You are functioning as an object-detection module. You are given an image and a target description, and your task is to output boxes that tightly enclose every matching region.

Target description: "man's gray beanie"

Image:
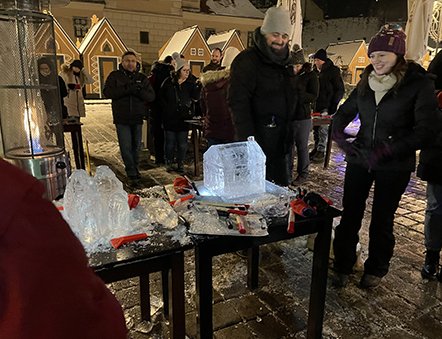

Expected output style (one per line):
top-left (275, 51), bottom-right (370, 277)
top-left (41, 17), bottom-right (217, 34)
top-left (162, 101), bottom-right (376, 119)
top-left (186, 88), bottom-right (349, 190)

top-left (260, 6), bottom-right (292, 36)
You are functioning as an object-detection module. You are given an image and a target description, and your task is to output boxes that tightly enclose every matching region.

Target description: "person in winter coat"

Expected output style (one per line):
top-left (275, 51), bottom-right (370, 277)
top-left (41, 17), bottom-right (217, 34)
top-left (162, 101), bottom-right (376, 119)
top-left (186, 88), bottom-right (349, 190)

top-left (228, 6), bottom-right (297, 186)
top-left (59, 59), bottom-right (93, 122)
top-left (159, 57), bottom-right (200, 173)
top-left (418, 125), bottom-right (442, 282)
top-left (331, 25), bottom-right (439, 289)
top-left (202, 48), bottom-right (223, 73)
top-left (103, 51), bottom-right (155, 185)
top-left (288, 45), bottom-right (319, 185)
top-left (38, 57), bottom-right (68, 146)
top-left (310, 48), bottom-right (345, 163)
top-left (0, 159), bottom-right (127, 339)
top-left (200, 47), bottom-right (240, 147)
top-left (417, 54), bottom-right (442, 281)
top-left (148, 56), bottom-right (175, 165)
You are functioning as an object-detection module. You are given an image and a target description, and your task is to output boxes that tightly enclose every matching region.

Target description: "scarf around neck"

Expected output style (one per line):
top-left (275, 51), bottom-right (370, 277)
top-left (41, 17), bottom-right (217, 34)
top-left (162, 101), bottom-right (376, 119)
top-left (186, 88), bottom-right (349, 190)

top-left (368, 71), bottom-right (397, 105)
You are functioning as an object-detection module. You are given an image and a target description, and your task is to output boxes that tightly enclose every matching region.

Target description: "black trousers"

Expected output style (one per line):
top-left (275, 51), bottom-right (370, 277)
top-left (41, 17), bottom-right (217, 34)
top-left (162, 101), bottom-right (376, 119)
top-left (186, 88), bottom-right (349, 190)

top-left (333, 163), bottom-right (411, 277)
top-left (266, 154), bottom-right (290, 186)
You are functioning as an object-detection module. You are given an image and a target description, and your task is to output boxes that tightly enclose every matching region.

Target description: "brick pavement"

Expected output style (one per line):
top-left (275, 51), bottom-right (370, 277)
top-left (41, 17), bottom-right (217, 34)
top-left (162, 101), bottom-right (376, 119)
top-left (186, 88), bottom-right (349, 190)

top-left (75, 102), bottom-right (442, 339)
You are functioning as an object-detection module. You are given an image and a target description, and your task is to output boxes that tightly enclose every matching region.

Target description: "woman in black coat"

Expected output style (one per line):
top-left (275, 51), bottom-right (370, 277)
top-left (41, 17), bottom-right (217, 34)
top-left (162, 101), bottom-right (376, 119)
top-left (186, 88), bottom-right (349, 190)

top-left (159, 58), bottom-right (200, 172)
top-left (331, 26), bottom-right (439, 289)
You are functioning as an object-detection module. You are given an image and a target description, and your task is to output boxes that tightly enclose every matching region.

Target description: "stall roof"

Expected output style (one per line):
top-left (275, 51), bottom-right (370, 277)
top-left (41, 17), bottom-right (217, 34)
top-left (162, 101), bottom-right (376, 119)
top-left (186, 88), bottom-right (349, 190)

top-left (207, 29), bottom-right (243, 51)
top-left (78, 17), bottom-right (127, 54)
top-left (159, 25), bottom-right (209, 60)
top-left (327, 40), bottom-right (366, 66)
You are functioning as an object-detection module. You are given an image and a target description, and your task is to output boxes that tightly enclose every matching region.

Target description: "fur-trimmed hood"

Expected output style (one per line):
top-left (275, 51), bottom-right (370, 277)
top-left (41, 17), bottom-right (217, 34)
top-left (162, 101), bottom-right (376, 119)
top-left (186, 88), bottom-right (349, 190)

top-left (200, 68), bottom-right (230, 87)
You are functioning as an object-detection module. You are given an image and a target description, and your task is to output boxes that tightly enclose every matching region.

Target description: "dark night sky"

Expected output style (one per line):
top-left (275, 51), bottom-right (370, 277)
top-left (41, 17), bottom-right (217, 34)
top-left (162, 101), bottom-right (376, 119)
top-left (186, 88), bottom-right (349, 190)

top-left (312, 0), bottom-right (407, 21)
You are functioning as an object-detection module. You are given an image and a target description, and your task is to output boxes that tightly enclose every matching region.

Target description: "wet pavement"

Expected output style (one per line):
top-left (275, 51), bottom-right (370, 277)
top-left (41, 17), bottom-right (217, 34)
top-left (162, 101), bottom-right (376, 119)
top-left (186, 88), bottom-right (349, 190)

top-left (75, 102), bottom-right (442, 338)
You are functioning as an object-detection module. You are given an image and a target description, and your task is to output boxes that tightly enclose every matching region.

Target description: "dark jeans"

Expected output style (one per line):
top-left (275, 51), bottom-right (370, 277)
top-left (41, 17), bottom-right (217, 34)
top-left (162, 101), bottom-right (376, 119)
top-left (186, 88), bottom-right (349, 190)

top-left (333, 163), bottom-right (411, 277)
top-left (289, 119), bottom-right (312, 180)
top-left (164, 130), bottom-right (188, 165)
top-left (312, 125), bottom-right (328, 152)
top-left (115, 123), bottom-right (142, 178)
top-left (424, 182), bottom-right (442, 251)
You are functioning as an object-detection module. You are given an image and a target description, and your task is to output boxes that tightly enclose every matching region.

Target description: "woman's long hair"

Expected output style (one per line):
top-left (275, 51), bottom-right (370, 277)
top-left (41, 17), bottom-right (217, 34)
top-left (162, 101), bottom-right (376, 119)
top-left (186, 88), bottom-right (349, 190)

top-left (358, 55), bottom-right (408, 95)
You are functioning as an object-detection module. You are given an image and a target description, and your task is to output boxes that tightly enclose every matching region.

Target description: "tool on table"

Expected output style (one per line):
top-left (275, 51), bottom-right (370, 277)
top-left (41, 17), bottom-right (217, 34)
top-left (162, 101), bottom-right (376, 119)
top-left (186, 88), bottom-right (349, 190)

top-left (127, 193), bottom-right (140, 210)
top-left (193, 200), bottom-right (249, 210)
top-left (173, 176), bottom-right (192, 194)
top-left (236, 215), bottom-right (247, 234)
top-left (110, 233), bottom-right (149, 249)
top-left (184, 175), bottom-right (200, 196)
top-left (169, 194), bottom-right (195, 207)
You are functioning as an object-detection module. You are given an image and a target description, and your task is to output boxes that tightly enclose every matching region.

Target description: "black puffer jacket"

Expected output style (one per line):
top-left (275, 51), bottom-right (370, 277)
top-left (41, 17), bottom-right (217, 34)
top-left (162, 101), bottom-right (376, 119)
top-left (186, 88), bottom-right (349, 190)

top-left (315, 58), bottom-right (344, 114)
top-left (417, 130), bottom-right (442, 184)
top-left (293, 63), bottom-right (318, 120)
top-left (333, 62), bottom-right (439, 172)
top-left (103, 65), bottom-right (155, 125)
top-left (228, 27), bottom-right (296, 157)
top-left (159, 76), bottom-right (200, 132)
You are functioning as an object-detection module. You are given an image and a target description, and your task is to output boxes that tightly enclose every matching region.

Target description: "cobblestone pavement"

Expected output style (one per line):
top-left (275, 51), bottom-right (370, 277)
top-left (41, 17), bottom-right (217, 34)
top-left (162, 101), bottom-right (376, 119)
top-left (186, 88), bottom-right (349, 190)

top-left (77, 102), bottom-right (442, 339)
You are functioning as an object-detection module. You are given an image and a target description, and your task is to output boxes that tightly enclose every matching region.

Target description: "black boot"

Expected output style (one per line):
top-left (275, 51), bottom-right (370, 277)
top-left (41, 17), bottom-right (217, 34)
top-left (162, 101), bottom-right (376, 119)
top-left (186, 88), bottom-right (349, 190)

top-left (421, 250), bottom-right (440, 279)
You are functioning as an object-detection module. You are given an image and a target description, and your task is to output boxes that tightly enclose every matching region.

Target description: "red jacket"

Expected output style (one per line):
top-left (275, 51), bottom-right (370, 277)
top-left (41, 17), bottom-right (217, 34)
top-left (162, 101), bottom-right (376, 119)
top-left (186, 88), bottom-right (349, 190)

top-left (0, 159), bottom-right (127, 339)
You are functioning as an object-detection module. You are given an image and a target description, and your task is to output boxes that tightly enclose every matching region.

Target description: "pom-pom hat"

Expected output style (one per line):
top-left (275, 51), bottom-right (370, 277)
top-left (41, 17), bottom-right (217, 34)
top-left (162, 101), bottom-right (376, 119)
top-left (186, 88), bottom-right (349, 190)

top-left (368, 25), bottom-right (406, 56)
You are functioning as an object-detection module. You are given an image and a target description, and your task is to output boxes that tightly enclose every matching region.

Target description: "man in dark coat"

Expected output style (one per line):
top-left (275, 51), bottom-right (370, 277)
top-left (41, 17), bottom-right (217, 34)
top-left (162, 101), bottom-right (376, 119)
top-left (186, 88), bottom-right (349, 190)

top-left (228, 6), bottom-right (296, 186)
top-left (148, 56), bottom-right (174, 164)
top-left (103, 51), bottom-right (155, 185)
top-left (310, 48), bottom-right (344, 163)
top-left (0, 159), bottom-right (127, 338)
top-left (202, 48), bottom-right (223, 73)
top-left (418, 53), bottom-right (442, 281)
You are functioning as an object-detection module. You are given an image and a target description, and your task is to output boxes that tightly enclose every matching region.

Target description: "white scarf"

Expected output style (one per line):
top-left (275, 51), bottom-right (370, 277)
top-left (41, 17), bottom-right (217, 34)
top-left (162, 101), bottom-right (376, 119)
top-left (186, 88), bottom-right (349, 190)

top-left (368, 71), bottom-right (397, 105)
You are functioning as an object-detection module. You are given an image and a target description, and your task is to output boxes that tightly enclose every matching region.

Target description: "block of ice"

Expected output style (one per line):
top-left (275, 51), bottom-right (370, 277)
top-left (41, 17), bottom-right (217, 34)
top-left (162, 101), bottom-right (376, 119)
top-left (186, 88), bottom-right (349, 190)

top-left (95, 166), bottom-right (130, 235)
top-left (63, 166), bottom-right (131, 251)
top-left (203, 136), bottom-right (266, 199)
top-left (63, 169), bottom-right (101, 248)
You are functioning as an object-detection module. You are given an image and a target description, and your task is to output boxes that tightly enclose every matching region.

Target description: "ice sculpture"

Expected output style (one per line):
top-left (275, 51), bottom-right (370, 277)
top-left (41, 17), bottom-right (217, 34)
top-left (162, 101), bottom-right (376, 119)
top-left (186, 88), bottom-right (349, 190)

top-left (63, 166), bottom-right (131, 250)
top-left (203, 136), bottom-right (266, 199)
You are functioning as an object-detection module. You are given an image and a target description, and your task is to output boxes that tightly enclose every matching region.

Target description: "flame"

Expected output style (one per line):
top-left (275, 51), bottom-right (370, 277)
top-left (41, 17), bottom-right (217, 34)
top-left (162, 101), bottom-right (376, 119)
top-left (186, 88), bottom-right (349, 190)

top-left (23, 107), bottom-right (43, 154)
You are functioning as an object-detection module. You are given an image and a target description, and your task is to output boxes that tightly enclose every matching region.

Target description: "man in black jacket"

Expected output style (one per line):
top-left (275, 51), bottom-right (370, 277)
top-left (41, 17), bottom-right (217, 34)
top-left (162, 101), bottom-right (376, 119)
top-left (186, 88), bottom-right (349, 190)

top-left (228, 6), bottom-right (296, 186)
top-left (103, 51), bottom-right (155, 185)
top-left (202, 48), bottom-right (223, 73)
top-left (310, 48), bottom-right (344, 163)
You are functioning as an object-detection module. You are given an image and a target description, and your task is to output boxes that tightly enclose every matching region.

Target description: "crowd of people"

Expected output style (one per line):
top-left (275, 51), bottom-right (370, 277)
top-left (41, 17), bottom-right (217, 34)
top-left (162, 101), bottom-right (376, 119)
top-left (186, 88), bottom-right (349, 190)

top-left (4, 5), bottom-right (442, 337)
top-left (102, 6), bottom-right (442, 290)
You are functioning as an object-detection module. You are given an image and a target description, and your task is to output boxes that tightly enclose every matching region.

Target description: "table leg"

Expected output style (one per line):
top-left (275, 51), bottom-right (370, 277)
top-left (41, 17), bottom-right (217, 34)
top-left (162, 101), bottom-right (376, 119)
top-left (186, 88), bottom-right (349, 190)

top-left (247, 246), bottom-right (260, 290)
top-left (324, 121), bottom-right (333, 169)
top-left (139, 275), bottom-right (151, 322)
top-left (169, 252), bottom-right (185, 339)
top-left (162, 269), bottom-right (169, 319)
top-left (195, 246), bottom-right (213, 339)
top-left (307, 216), bottom-right (333, 339)
top-left (192, 126), bottom-right (200, 177)
top-left (69, 126), bottom-right (85, 170)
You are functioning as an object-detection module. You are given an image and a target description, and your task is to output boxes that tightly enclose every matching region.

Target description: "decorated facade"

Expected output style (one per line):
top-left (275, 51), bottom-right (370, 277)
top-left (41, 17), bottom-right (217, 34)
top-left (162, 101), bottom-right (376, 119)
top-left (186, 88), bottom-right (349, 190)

top-left (159, 25), bottom-right (211, 77)
top-left (78, 15), bottom-right (128, 98)
top-left (327, 40), bottom-right (370, 84)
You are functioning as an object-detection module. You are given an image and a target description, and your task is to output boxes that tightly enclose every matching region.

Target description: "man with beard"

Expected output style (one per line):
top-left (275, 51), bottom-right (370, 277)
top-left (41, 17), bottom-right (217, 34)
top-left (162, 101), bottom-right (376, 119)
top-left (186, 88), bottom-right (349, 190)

top-left (228, 6), bottom-right (296, 186)
top-left (202, 48), bottom-right (223, 73)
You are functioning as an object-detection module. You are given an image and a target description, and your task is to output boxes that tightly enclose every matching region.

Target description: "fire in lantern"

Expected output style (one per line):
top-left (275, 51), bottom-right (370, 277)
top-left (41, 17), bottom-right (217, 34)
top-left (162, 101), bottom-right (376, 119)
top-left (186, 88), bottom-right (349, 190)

top-left (23, 106), bottom-right (44, 154)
